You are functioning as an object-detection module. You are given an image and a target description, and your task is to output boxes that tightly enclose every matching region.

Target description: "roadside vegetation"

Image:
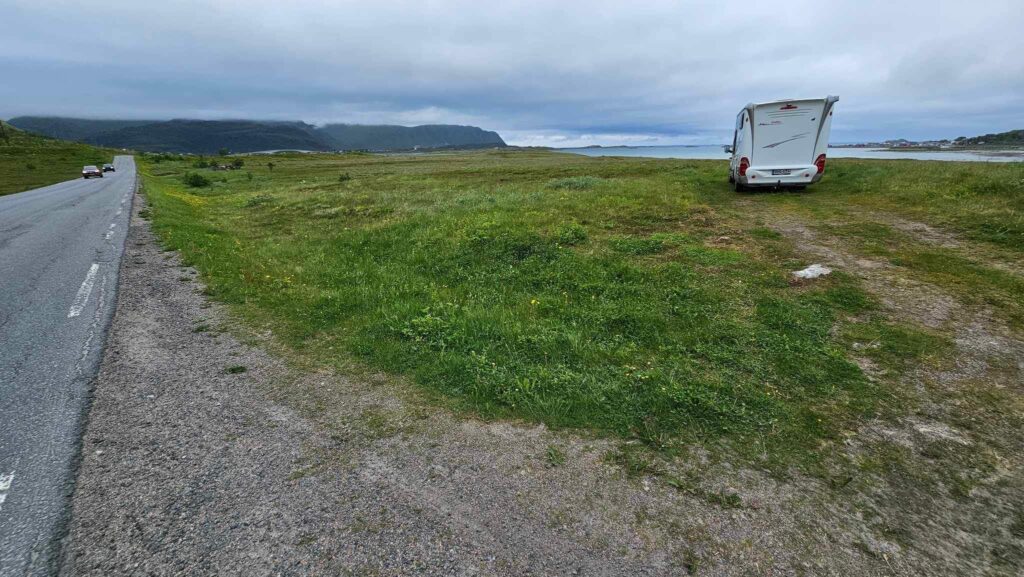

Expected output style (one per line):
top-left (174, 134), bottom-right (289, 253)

top-left (140, 150), bottom-right (1022, 465)
top-left (138, 150), bottom-right (1024, 571)
top-left (0, 121), bottom-right (117, 196)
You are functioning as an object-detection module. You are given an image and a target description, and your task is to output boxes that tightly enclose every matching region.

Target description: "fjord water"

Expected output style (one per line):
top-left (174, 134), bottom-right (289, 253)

top-left (560, 145), bottom-right (1024, 162)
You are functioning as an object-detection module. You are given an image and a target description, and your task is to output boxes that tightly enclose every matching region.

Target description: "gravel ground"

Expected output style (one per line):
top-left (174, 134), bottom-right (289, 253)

top-left (59, 192), bottom-right (961, 576)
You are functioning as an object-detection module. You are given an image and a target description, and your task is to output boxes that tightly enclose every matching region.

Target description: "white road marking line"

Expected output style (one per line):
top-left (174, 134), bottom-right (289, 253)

top-left (74, 270), bottom-right (109, 377)
top-left (0, 471), bottom-right (13, 512)
top-left (68, 264), bottom-right (100, 318)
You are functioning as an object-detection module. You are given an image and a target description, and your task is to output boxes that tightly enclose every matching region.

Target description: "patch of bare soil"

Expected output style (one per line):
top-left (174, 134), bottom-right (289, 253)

top-left (874, 215), bottom-right (962, 249)
top-left (764, 210), bottom-right (1024, 576)
top-left (773, 218), bottom-right (957, 329)
top-left (861, 211), bottom-right (1024, 278)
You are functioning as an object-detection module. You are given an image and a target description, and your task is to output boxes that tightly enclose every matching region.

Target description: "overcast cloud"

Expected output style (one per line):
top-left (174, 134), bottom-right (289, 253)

top-left (2, 0), bottom-right (1022, 145)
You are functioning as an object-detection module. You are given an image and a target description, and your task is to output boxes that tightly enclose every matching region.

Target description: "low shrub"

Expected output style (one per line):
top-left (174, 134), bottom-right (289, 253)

top-left (245, 194), bottom-right (274, 207)
top-left (182, 172), bottom-right (212, 188)
top-left (555, 222), bottom-right (589, 245)
top-left (546, 176), bottom-right (604, 190)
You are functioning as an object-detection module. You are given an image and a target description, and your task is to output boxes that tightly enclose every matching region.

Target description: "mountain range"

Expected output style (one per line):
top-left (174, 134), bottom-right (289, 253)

top-left (6, 116), bottom-right (506, 154)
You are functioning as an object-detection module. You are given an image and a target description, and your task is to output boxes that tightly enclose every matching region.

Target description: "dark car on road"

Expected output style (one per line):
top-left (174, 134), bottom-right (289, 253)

top-left (82, 165), bottom-right (103, 179)
top-left (102, 163), bottom-right (115, 172)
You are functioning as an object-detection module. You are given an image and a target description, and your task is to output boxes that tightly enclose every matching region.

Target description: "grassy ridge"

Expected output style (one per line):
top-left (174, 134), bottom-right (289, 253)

top-left (0, 122), bottom-right (117, 196)
top-left (140, 150), bottom-right (1023, 465)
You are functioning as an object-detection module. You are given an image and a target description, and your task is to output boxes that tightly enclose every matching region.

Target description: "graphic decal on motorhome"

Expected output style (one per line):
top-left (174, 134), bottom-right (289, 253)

top-left (762, 133), bottom-right (810, 148)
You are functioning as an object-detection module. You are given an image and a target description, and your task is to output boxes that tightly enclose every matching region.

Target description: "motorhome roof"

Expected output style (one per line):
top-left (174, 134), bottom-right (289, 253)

top-left (744, 96), bottom-right (839, 110)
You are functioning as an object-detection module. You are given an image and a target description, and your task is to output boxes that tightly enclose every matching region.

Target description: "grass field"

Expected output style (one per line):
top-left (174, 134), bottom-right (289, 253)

top-left (140, 150), bottom-right (1024, 475)
top-left (0, 121), bottom-right (117, 196)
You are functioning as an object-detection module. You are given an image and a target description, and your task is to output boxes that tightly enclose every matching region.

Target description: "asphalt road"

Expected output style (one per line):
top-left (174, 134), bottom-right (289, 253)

top-left (0, 157), bottom-right (135, 576)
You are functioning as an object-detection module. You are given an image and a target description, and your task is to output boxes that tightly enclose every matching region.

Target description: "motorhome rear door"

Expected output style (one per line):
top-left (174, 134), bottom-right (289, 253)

top-left (751, 99), bottom-right (827, 167)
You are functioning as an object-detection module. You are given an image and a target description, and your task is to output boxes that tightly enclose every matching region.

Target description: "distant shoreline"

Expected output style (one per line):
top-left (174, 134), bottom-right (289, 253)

top-left (556, 144), bottom-right (1024, 162)
top-left (555, 143), bottom-right (1024, 152)
top-left (831, 144), bottom-right (1024, 153)
top-left (553, 144), bottom-right (725, 150)
top-left (555, 143), bottom-right (1024, 159)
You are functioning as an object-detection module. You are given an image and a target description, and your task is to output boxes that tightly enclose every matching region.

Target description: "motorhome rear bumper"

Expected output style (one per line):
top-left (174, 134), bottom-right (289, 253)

top-left (740, 166), bottom-right (820, 187)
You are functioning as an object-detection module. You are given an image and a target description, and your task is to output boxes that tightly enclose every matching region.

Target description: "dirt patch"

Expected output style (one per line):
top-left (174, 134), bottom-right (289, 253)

top-left (772, 216), bottom-right (955, 329)
top-left (880, 215), bottom-right (962, 249)
top-left (876, 276), bottom-right (958, 330)
top-left (766, 211), bottom-right (1024, 391)
top-left (863, 210), bottom-right (1024, 278)
top-left (765, 209), bottom-right (1024, 576)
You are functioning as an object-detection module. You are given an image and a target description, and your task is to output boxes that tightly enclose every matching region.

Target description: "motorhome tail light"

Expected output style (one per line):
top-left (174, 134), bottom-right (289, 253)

top-left (780, 104), bottom-right (798, 110)
top-left (739, 157), bottom-right (750, 177)
top-left (815, 154), bottom-right (827, 174)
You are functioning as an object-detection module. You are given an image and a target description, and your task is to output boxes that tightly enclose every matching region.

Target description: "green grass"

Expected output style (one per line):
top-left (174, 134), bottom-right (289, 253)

top-left (544, 445), bottom-right (567, 467)
top-left (794, 159), bottom-right (1024, 250)
top-left (139, 150), bottom-right (1024, 468)
top-left (840, 320), bottom-right (951, 373)
top-left (0, 121), bottom-right (118, 196)
top-left (819, 220), bottom-right (1024, 328)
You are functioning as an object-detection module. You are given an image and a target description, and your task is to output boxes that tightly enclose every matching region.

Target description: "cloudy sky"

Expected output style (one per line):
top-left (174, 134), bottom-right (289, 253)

top-left (2, 0), bottom-right (1022, 146)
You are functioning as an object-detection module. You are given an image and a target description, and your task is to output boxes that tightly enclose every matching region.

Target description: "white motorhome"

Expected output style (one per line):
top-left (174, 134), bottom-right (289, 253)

top-left (726, 96), bottom-right (838, 191)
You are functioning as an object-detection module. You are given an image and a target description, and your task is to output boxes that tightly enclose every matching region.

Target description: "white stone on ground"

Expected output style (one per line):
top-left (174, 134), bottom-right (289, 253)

top-left (792, 264), bottom-right (832, 279)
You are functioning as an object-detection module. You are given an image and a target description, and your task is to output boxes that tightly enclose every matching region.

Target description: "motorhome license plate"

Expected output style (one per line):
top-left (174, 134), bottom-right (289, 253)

top-left (771, 169), bottom-right (791, 175)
